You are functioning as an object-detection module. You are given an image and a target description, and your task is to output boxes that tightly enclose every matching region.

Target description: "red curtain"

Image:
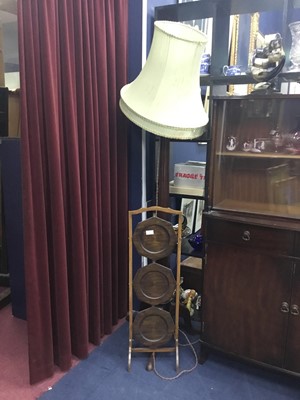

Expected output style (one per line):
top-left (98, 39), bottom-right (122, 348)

top-left (18, 0), bottom-right (128, 384)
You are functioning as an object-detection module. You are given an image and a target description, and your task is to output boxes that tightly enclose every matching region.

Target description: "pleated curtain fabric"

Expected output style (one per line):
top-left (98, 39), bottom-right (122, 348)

top-left (18, 0), bottom-right (128, 384)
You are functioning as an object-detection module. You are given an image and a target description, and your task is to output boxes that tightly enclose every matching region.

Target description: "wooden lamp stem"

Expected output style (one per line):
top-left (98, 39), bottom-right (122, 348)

top-left (158, 137), bottom-right (170, 208)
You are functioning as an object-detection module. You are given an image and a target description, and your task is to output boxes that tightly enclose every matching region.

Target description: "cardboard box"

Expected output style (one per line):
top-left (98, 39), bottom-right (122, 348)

top-left (174, 161), bottom-right (206, 189)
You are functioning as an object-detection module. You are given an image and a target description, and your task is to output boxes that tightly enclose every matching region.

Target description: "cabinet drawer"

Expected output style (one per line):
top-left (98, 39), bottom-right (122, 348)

top-left (206, 218), bottom-right (293, 255)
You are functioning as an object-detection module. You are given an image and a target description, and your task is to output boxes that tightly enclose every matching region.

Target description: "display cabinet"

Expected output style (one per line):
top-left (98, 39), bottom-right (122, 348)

top-left (209, 94), bottom-right (300, 218)
top-left (155, 2), bottom-right (300, 376)
top-left (202, 94), bottom-right (300, 376)
top-left (155, 0), bottom-right (300, 90)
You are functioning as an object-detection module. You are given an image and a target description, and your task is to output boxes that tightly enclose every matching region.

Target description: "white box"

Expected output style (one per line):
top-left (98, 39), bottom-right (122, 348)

top-left (174, 161), bottom-right (206, 189)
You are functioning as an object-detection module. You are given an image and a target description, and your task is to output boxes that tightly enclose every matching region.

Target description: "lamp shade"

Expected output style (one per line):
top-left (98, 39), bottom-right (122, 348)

top-left (120, 21), bottom-right (208, 140)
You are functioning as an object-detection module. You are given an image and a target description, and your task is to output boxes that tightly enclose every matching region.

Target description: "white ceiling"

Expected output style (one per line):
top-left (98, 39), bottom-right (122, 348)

top-left (0, 0), bottom-right (17, 18)
top-left (0, 9), bottom-right (17, 24)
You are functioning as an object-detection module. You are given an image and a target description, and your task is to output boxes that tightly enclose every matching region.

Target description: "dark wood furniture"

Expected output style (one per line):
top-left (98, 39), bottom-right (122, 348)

top-left (203, 212), bottom-right (300, 375)
top-left (128, 206), bottom-right (183, 372)
top-left (0, 87), bottom-right (8, 137)
top-left (202, 95), bottom-right (300, 376)
top-left (155, 0), bottom-right (300, 377)
top-left (155, 0), bottom-right (300, 92)
top-left (180, 256), bottom-right (202, 295)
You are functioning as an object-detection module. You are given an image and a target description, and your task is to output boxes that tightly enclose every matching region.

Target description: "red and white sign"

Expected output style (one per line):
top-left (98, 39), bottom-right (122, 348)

top-left (174, 162), bottom-right (206, 189)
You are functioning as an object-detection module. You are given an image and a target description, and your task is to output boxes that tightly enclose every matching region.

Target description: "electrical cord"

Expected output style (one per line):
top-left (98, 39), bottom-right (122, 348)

top-left (152, 329), bottom-right (200, 380)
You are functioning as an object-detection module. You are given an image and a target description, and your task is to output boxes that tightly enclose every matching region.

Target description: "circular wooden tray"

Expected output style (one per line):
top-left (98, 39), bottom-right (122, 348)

top-left (133, 307), bottom-right (175, 348)
top-left (133, 263), bottom-right (176, 305)
top-left (132, 216), bottom-right (177, 260)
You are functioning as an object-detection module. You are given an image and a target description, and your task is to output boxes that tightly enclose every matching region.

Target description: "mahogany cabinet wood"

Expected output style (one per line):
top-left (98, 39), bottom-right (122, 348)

top-left (285, 260), bottom-right (300, 373)
top-left (202, 212), bottom-right (300, 375)
top-left (201, 95), bottom-right (300, 376)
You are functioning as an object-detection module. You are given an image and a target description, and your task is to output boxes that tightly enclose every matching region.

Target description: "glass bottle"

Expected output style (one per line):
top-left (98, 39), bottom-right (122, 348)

top-left (269, 127), bottom-right (284, 153)
top-left (289, 116), bottom-right (300, 154)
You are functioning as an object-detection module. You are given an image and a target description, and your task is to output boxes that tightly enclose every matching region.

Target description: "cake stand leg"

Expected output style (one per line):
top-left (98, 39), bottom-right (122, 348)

top-left (146, 352), bottom-right (154, 371)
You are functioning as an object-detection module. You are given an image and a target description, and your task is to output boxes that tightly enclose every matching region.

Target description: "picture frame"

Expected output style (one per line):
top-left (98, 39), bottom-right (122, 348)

top-left (181, 198), bottom-right (196, 232)
top-left (195, 199), bottom-right (205, 232)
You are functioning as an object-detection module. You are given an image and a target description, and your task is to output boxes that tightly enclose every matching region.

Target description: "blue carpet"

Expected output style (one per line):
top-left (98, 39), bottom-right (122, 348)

top-left (39, 322), bottom-right (300, 400)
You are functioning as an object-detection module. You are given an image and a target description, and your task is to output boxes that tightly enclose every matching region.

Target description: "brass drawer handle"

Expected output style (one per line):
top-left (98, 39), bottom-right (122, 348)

top-left (242, 230), bottom-right (251, 241)
top-left (280, 302), bottom-right (290, 313)
top-left (290, 304), bottom-right (299, 316)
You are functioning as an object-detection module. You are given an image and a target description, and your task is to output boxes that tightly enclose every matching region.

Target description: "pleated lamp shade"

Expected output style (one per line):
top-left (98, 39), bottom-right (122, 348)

top-left (120, 21), bottom-right (208, 140)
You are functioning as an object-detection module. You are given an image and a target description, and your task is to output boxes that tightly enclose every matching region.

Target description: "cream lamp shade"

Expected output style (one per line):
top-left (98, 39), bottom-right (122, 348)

top-left (120, 20), bottom-right (208, 140)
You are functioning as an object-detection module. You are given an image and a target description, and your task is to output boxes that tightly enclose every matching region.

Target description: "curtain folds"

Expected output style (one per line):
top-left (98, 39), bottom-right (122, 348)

top-left (18, 0), bottom-right (128, 384)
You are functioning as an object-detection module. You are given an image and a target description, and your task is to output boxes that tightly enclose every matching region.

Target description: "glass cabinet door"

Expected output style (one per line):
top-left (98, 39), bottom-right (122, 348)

top-left (210, 95), bottom-right (300, 218)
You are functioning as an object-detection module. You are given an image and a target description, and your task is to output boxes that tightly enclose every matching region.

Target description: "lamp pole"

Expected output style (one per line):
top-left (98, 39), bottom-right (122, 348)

top-left (157, 137), bottom-right (170, 208)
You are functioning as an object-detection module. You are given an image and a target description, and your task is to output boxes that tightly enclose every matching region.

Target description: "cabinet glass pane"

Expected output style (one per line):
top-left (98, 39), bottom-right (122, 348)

top-left (212, 96), bottom-right (300, 218)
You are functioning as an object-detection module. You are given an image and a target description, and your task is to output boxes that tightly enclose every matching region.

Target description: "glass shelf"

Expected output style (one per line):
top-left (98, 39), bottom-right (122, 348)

top-left (200, 71), bottom-right (300, 87)
top-left (217, 151), bottom-right (300, 159)
top-left (214, 199), bottom-right (300, 219)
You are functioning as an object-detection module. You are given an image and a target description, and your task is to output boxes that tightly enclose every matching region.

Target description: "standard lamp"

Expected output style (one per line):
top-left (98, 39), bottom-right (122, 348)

top-left (120, 20), bottom-right (208, 207)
